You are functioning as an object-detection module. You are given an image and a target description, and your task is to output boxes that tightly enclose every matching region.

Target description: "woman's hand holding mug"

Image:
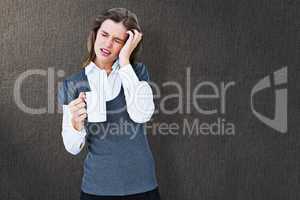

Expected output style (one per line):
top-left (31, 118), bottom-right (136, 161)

top-left (68, 92), bottom-right (87, 131)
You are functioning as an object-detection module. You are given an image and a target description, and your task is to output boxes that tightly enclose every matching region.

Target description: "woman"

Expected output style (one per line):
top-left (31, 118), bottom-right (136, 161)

top-left (58, 7), bottom-right (161, 200)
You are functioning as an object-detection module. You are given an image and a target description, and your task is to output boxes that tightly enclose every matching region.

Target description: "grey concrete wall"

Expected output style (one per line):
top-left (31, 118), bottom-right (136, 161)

top-left (0, 0), bottom-right (298, 199)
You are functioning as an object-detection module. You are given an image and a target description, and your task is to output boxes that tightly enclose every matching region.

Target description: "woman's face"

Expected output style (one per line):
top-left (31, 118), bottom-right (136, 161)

top-left (94, 19), bottom-right (128, 65)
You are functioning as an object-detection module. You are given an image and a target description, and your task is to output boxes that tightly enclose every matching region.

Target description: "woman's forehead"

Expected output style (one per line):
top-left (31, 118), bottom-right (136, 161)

top-left (99, 19), bottom-right (127, 39)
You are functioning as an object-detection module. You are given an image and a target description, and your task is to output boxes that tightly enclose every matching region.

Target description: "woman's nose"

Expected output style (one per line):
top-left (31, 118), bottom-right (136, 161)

top-left (105, 38), bottom-right (113, 48)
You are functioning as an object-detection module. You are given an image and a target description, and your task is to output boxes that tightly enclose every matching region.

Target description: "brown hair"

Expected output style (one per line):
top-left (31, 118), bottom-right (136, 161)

top-left (81, 7), bottom-right (143, 68)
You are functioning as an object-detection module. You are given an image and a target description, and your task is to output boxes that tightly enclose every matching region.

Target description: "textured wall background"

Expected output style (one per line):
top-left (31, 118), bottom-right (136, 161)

top-left (0, 0), bottom-right (299, 199)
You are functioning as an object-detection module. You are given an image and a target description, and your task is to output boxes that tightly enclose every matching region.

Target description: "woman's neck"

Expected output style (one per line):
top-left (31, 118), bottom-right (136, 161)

top-left (94, 58), bottom-right (113, 74)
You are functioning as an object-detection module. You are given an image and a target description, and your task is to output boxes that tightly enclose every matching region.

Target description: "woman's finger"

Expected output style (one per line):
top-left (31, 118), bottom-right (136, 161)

top-left (69, 102), bottom-right (86, 113)
top-left (79, 92), bottom-right (86, 101)
top-left (69, 92), bottom-right (86, 107)
top-left (78, 113), bottom-right (87, 121)
top-left (77, 108), bottom-right (87, 115)
top-left (73, 112), bottom-right (86, 122)
top-left (76, 102), bottom-right (86, 109)
top-left (126, 30), bottom-right (134, 43)
top-left (69, 98), bottom-right (82, 107)
top-left (132, 29), bottom-right (142, 45)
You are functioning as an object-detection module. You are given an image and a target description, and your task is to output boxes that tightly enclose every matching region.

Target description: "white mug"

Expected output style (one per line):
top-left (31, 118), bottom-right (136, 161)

top-left (85, 91), bottom-right (106, 122)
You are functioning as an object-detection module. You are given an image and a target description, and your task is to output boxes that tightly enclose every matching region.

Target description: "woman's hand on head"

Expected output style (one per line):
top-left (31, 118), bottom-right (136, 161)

top-left (119, 29), bottom-right (142, 67)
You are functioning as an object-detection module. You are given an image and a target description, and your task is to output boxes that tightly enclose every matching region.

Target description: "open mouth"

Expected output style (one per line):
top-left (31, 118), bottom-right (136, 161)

top-left (100, 48), bottom-right (111, 56)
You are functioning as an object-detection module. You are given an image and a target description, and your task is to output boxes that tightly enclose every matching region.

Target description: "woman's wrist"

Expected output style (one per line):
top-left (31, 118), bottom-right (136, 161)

top-left (119, 57), bottom-right (130, 67)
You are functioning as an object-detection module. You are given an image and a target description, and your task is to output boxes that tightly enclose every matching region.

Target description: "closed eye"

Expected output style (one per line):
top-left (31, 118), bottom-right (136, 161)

top-left (114, 39), bottom-right (123, 44)
top-left (99, 30), bottom-right (124, 44)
